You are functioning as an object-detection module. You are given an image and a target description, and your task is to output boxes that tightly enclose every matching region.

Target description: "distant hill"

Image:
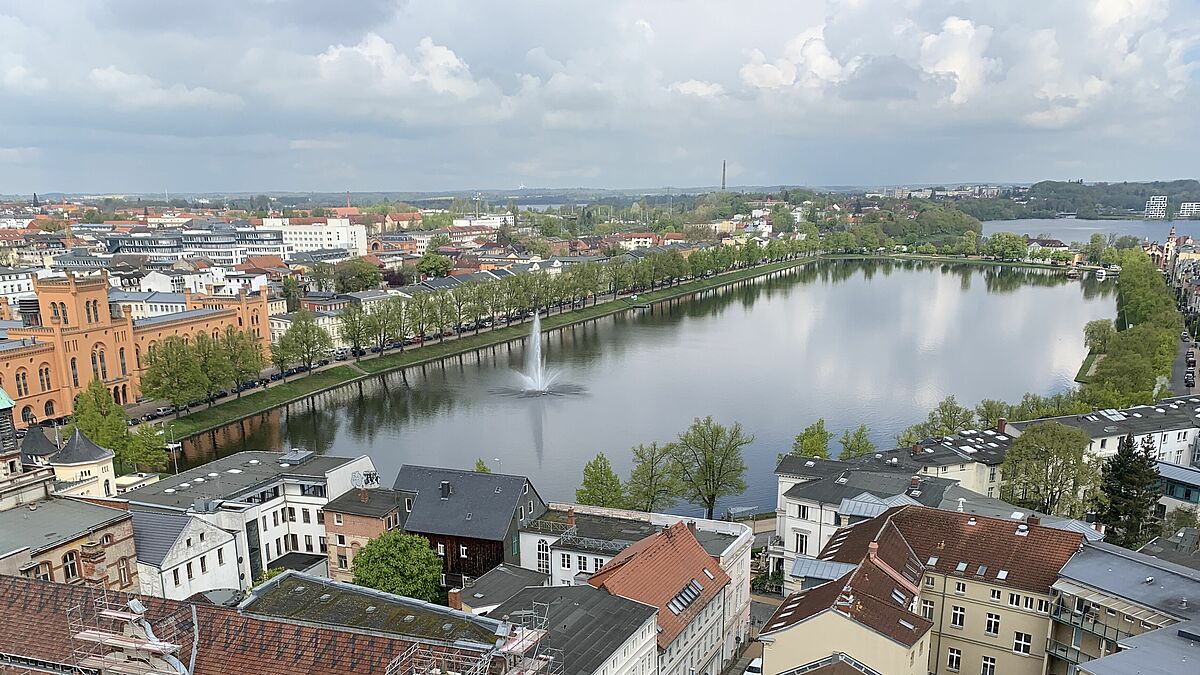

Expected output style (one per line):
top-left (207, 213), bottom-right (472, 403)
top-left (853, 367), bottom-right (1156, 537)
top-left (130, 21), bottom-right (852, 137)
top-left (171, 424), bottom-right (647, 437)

top-left (955, 179), bottom-right (1200, 220)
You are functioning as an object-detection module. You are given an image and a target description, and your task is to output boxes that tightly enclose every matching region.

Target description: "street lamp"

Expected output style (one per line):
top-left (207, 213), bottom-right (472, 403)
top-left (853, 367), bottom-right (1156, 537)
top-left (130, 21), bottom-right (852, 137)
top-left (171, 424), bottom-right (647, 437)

top-left (493, 457), bottom-right (503, 474)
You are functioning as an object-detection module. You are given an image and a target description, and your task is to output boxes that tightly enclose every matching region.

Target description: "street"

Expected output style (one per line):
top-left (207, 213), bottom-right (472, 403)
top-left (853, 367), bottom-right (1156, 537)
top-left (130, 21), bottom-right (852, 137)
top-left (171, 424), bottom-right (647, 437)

top-left (1168, 337), bottom-right (1196, 396)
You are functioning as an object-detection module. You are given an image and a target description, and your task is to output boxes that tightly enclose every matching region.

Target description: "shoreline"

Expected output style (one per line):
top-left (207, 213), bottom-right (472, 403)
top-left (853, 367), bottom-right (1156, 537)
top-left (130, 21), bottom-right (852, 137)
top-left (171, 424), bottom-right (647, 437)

top-left (171, 253), bottom-right (1087, 441)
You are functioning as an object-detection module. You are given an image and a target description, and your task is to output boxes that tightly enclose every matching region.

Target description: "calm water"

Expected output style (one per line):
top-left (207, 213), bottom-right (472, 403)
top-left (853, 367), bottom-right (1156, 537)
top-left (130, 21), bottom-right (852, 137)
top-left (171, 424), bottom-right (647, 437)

top-left (983, 218), bottom-right (1200, 244)
top-left (182, 260), bottom-right (1116, 516)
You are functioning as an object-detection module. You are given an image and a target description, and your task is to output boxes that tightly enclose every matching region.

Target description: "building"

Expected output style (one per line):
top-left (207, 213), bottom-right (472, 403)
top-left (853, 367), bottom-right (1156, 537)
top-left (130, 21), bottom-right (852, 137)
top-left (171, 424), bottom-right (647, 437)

top-left (765, 505), bottom-right (1084, 675)
top-left (516, 503), bottom-right (753, 668)
top-left (393, 466), bottom-right (548, 586)
top-left (1076, 619), bottom-right (1200, 674)
top-left (587, 521), bottom-right (730, 675)
top-left (261, 217), bottom-right (368, 257)
top-left (490, 584), bottom-right (658, 675)
top-left (1007, 400), bottom-right (1200, 466)
top-left (1139, 526), bottom-right (1200, 569)
top-left (43, 428), bottom-right (117, 497)
top-left (1046, 540), bottom-right (1200, 673)
top-left (270, 309), bottom-right (343, 348)
top-left (0, 272), bottom-right (270, 427)
top-left (124, 449), bottom-right (375, 590)
top-left (846, 426), bottom-right (1012, 496)
top-left (0, 497), bottom-right (138, 591)
top-left (131, 510), bottom-right (240, 600)
top-left (451, 563), bottom-right (549, 615)
top-left (1156, 461), bottom-right (1200, 519)
top-left (1145, 195), bottom-right (1168, 219)
top-left (1180, 202), bottom-right (1200, 218)
top-left (322, 485), bottom-right (407, 582)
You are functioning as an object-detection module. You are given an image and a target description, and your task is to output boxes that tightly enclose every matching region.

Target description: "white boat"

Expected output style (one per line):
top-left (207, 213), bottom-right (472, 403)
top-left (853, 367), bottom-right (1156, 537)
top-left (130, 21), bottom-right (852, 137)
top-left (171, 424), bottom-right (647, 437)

top-left (1094, 269), bottom-right (1107, 280)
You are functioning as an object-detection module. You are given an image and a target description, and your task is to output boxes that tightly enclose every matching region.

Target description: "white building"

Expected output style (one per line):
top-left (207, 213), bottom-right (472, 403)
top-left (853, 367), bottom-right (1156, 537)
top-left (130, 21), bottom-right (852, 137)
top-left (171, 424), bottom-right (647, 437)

top-left (125, 450), bottom-right (374, 591)
top-left (1180, 202), bottom-right (1200, 218)
top-left (270, 310), bottom-right (345, 349)
top-left (132, 511), bottom-right (240, 600)
top-left (0, 267), bottom-right (41, 307)
top-left (1146, 195), bottom-right (1168, 219)
top-left (107, 290), bottom-right (187, 320)
top-left (141, 268), bottom-right (227, 294)
top-left (261, 218), bottom-right (367, 257)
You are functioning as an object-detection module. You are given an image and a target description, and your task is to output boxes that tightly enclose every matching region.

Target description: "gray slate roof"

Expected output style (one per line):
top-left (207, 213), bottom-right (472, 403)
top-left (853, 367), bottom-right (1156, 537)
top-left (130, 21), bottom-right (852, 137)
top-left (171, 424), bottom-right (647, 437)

top-left (461, 564), bottom-right (548, 608)
top-left (130, 511), bottom-right (191, 567)
top-left (393, 465), bottom-right (537, 541)
top-left (1058, 541), bottom-right (1200, 621)
top-left (1139, 528), bottom-right (1200, 571)
top-left (0, 499), bottom-right (129, 555)
top-left (132, 307), bottom-right (226, 328)
top-left (775, 455), bottom-right (853, 478)
top-left (490, 585), bottom-right (656, 675)
top-left (783, 469), bottom-right (954, 508)
top-left (324, 487), bottom-right (412, 521)
top-left (51, 429), bottom-right (113, 465)
top-left (19, 427), bottom-right (61, 462)
top-left (1076, 619), bottom-right (1200, 675)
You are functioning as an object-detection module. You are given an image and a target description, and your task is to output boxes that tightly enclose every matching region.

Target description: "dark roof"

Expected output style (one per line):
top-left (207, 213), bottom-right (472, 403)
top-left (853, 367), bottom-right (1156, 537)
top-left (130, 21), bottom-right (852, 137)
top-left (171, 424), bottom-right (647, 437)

top-left (268, 551), bottom-right (328, 572)
top-left (783, 469), bottom-right (954, 508)
top-left (50, 428), bottom-right (113, 465)
top-left (19, 426), bottom-right (61, 461)
top-left (845, 429), bottom-right (1012, 470)
top-left (1139, 528), bottom-right (1200, 571)
top-left (1008, 400), bottom-right (1200, 439)
top-left (522, 508), bottom-right (660, 554)
top-left (0, 575), bottom-right (416, 675)
top-left (1075, 618), bottom-right (1200, 675)
top-left (1059, 541), bottom-right (1200, 620)
top-left (132, 307), bottom-right (227, 328)
top-left (241, 571), bottom-right (506, 649)
top-left (460, 564), bottom-right (548, 609)
top-left (0, 498), bottom-right (129, 556)
top-left (325, 487), bottom-right (412, 521)
top-left (491, 585), bottom-right (656, 675)
top-left (775, 455), bottom-right (852, 478)
top-left (394, 466), bottom-right (540, 541)
top-left (131, 511), bottom-right (192, 567)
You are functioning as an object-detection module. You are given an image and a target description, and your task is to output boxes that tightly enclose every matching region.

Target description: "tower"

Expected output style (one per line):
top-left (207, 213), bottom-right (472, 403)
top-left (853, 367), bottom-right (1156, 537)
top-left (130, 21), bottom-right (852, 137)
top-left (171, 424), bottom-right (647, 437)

top-left (721, 160), bottom-right (726, 191)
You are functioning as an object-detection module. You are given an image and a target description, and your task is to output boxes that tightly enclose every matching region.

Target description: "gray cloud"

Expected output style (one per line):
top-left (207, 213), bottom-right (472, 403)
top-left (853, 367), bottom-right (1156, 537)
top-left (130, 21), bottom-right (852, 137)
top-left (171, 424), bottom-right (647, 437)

top-left (0, 0), bottom-right (1198, 193)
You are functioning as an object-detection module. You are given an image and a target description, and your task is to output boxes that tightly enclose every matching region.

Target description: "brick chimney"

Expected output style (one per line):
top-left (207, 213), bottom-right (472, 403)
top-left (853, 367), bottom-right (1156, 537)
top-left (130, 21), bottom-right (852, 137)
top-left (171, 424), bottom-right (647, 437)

top-left (566, 507), bottom-right (576, 528)
top-left (359, 488), bottom-right (369, 503)
top-left (909, 476), bottom-right (920, 490)
top-left (911, 442), bottom-right (922, 457)
top-left (1026, 514), bottom-right (1040, 526)
top-left (996, 418), bottom-right (1007, 434)
top-left (447, 588), bottom-right (462, 611)
top-left (686, 520), bottom-right (697, 534)
top-left (80, 541), bottom-right (108, 588)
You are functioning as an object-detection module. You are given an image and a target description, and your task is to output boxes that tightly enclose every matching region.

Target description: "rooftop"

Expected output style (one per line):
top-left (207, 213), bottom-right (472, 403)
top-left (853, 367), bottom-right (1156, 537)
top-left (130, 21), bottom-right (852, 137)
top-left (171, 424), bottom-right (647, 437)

top-left (51, 428), bottom-right (114, 465)
top-left (1077, 620), bottom-right (1200, 675)
top-left (460, 564), bottom-right (549, 610)
top-left (1056, 540), bottom-right (1200, 621)
top-left (125, 450), bottom-right (361, 511)
top-left (1009, 400), bottom-right (1200, 439)
top-left (324, 487), bottom-right (411, 520)
top-left (523, 508), bottom-right (660, 555)
top-left (130, 511), bottom-right (193, 567)
top-left (1158, 460), bottom-right (1200, 487)
top-left (775, 455), bottom-right (853, 479)
top-left (490, 585), bottom-right (656, 675)
top-left (0, 498), bottom-right (129, 555)
top-left (132, 307), bottom-right (228, 328)
top-left (846, 428), bottom-right (1012, 470)
top-left (1138, 527), bottom-right (1200, 570)
top-left (241, 571), bottom-right (506, 649)
top-left (783, 469), bottom-right (955, 508)
top-left (393, 465), bottom-right (541, 541)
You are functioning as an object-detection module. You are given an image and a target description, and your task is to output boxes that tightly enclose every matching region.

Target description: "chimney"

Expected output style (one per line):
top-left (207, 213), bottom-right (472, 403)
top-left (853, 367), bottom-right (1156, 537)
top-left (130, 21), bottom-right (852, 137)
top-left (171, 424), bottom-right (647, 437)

top-left (910, 476), bottom-right (920, 490)
top-left (80, 540), bottom-right (108, 588)
top-left (566, 508), bottom-right (576, 528)
top-left (687, 520), bottom-right (696, 534)
top-left (996, 417), bottom-right (1007, 434)
top-left (867, 541), bottom-right (879, 560)
top-left (1026, 514), bottom-right (1040, 526)
top-left (911, 442), bottom-right (922, 457)
top-left (359, 488), bottom-right (369, 503)
top-left (447, 588), bottom-right (462, 611)
top-left (440, 481), bottom-right (452, 500)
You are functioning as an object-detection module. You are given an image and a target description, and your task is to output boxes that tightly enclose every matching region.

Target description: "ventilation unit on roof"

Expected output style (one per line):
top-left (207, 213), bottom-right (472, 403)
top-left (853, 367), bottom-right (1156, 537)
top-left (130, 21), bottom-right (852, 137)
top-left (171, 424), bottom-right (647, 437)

top-left (278, 448), bottom-right (314, 465)
top-left (804, 460), bottom-right (815, 467)
top-left (1016, 524), bottom-right (1029, 536)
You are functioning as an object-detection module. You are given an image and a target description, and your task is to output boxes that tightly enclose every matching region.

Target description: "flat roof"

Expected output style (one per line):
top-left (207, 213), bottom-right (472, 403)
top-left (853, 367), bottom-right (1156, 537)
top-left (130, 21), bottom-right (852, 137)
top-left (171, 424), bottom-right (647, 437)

top-left (323, 487), bottom-right (411, 520)
top-left (126, 450), bottom-right (361, 511)
top-left (1078, 620), bottom-right (1200, 674)
top-left (1058, 541), bottom-right (1200, 620)
top-left (523, 508), bottom-right (659, 555)
top-left (459, 564), bottom-right (547, 609)
top-left (0, 498), bottom-right (129, 555)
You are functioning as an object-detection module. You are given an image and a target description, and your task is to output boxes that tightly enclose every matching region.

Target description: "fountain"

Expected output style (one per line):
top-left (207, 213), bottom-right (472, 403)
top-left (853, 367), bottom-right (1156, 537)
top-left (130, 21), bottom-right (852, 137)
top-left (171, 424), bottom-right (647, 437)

top-left (517, 312), bottom-right (559, 393)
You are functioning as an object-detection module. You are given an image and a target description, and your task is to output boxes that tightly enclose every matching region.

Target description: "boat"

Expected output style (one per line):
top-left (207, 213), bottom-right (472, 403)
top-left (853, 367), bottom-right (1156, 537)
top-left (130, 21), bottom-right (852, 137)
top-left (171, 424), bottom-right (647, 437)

top-left (1066, 268), bottom-right (1081, 279)
top-left (1108, 265), bottom-right (1121, 277)
top-left (1094, 268), bottom-right (1107, 281)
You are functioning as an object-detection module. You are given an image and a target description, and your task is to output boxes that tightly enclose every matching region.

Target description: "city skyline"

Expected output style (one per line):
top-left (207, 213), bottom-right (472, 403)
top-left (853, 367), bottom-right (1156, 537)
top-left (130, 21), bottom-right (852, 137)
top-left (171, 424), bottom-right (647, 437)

top-left (1, 1), bottom-right (1199, 193)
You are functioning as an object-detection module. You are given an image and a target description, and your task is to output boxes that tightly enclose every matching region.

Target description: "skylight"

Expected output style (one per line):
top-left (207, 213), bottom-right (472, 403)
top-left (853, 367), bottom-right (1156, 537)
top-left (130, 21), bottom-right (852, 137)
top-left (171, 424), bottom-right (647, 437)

top-left (927, 556), bottom-right (939, 566)
top-left (996, 570), bottom-right (1009, 580)
top-left (955, 562), bottom-right (968, 572)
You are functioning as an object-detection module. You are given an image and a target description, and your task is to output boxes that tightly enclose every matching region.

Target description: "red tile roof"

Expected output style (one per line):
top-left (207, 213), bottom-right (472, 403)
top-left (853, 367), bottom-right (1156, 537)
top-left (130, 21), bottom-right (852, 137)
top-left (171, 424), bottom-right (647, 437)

top-left (0, 576), bottom-right (427, 674)
top-left (588, 521), bottom-right (730, 649)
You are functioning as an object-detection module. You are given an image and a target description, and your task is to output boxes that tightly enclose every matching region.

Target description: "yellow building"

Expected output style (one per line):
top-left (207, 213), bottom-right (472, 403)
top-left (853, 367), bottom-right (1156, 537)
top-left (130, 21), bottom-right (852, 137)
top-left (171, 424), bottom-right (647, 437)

top-left (0, 272), bottom-right (269, 427)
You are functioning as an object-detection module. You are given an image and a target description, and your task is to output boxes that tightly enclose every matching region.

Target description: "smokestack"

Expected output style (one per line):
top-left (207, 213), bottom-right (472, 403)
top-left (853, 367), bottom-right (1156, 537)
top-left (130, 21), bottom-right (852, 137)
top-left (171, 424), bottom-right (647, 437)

top-left (1026, 514), bottom-right (1040, 526)
top-left (447, 588), bottom-right (462, 611)
top-left (911, 442), bottom-right (922, 457)
top-left (566, 508), bottom-right (576, 528)
top-left (440, 480), bottom-right (451, 500)
top-left (721, 160), bottom-right (726, 191)
top-left (909, 476), bottom-right (920, 490)
top-left (996, 418), bottom-right (1007, 434)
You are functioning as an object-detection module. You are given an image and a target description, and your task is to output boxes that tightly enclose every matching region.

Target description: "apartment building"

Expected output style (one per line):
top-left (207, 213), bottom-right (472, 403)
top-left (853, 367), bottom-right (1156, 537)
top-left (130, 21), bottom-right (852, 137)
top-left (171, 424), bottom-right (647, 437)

top-left (1155, 460), bottom-right (1200, 520)
top-left (764, 505), bottom-right (1085, 675)
top-left (1180, 202), bottom-right (1200, 218)
top-left (1008, 399), bottom-right (1200, 466)
top-left (588, 522), bottom-right (730, 675)
top-left (848, 426), bottom-right (1012, 496)
top-left (261, 217), bottom-right (367, 257)
top-left (125, 450), bottom-right (375, 589)
top-left (1145, 195), bottom-right (1168, 219)
top-left (321, 485), bottom-right (407, 582)
top-left (132, 510), bottom-right (240, 600)
top-left (0, 497), bottom-right (138, 591)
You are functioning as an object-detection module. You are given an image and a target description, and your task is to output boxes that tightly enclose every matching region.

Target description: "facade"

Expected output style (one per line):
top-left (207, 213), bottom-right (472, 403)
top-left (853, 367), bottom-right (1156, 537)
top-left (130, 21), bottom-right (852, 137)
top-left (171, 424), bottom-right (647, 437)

top-left (393, 466), bottom-right (548, 586)
top-left (1180, 202), bottom-right (1200, 218)
top-left (1156, 460), bottom-right (1200, 518)
top-left (132, 510), bottom-right (241, 600)
top-left (270, 309), bottom-right (343, 348)
top-left (261, 217), bottom-right (368, 257)
top-left (587, 522), bottom-right (730, 675)
top-left (1007, 399), bottom-right (1200, 466)
top-left (0, 272), bottom-right (270, 427)
top-left (125, 450), bottom-right (375, 591)
top-left (0, 497), bottom-right (138, 591)
top-left (322, 486), bottom-right (407, 582)
top-left (45, 428), bottom-right (117, 497)
top-left (1145, 195), bottom-right (1168, 219)
top-left (106, 290), bottom-right (186, 319)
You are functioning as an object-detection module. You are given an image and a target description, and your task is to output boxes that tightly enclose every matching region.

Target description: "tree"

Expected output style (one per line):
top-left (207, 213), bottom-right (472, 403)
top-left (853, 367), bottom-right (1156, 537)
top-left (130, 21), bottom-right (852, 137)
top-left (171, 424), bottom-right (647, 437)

top-left (983, 232), bottom-right (1028, 260)
top-left (140, 336), bottom-right (205, 417)
top-left (308, 262), bottom-right (335, 292)
top-left (974, 399), bottom-right (1010, 428)
top-left (791, 419), bottom-right (833, 459)
top-left (668, 416), bottom-right (751, 519)
top-left (125, 423), bottom-right (170, 472)
top-left (576, 452), bottom-right (625, 507)
top-left (474, 457), bottom-right (492, 473)
top-left (337, 304), bottom-right (371, 359)
top-left (624, 442), bottom-right (680, 512)
top-left (1161, 505), bottom-right (1199, 536)
top-left (417, 253), bottom-right (452, 278)
top-left (270, 338), bottom-right (293, 381)
top-left (351, 532), bottom-right (442, 602)
top-left (249, 567), bottom-right (285, 592)
top-left (1000, 422), bottom-right (1100, 518)
top-left (1097, 434), bottom-right (1162, 548)
top-left (223, 328), bottom-right (266, 396)
top-left (279, 310), bottom-right (333, 371)
top-left (281, 276), bottom-right (303, 312)
top-left (899, 395), bottom-right (977, 445)
top-left (68, 378), bottom-right (165, 472)
top-left (334, 257), bottom-right (384, 293)
top-left (1084, 319), bottom-right (1115, 353)
top-left (839, 425), bottom-right (876, 459)
top-left (366, 297), bottom-right (406, 353)
top-left (426, 233), bottom-right (451, 252)
top-left (193, 331), bottom-right (232, 406)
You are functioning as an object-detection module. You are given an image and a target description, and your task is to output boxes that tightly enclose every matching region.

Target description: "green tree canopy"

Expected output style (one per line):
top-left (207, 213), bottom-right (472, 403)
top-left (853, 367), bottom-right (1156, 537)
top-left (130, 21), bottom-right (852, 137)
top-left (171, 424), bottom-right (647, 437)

top-left (337, 304), bottom-right (371, 358)
top-left (417, 253), bottom-right (452, 278)
top-left (576, 452), bottom-right (625, 507)
top-left (1097, 434), bottom-right (1162, 548)
top-left (839, 425), bottom-right (876, 459)
top-left (791, 419), bottom-right (833, 459)
top-left (351, 531), bottom-right (443, 602)
top-left (69, 378), bottom-right (166, 472)
top-left (334, 257), bottom-right (384, 293)
top-left (474, 458), bottom-right (492, 473)
top-left (1000, 422), bottom-right (1100, 518)
top-left (668, 416), bottom-right (751, 519)
top-left (624, 442), bottom-right (680, 512)
top-left (1084, 319), bottom-right (1115, 353)
top-left (279, 310), bottom-right (333, 370)
top-left (140, 336), bottom-right (205, 416)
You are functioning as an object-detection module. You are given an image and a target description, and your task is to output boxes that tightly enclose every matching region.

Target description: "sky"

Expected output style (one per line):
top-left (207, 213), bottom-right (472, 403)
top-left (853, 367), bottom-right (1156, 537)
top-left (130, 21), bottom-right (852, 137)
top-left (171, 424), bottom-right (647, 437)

top-left (2, 0), bottom-right (1199, 194)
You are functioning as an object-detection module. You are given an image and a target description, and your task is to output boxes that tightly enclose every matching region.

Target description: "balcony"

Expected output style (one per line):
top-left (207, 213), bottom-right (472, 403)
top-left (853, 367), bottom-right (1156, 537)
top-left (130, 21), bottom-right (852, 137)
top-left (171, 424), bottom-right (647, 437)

top-left (1045, 639), bottom-right (1090, 666)
top-left (1051, 605), bottom-right (1131, 643)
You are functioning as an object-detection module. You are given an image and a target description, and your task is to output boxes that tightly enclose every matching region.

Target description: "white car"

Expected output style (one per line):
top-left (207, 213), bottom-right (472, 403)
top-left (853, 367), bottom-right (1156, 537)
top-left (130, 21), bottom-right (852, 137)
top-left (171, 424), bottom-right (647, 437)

top-left (744, 658), bottom-right (762, 675)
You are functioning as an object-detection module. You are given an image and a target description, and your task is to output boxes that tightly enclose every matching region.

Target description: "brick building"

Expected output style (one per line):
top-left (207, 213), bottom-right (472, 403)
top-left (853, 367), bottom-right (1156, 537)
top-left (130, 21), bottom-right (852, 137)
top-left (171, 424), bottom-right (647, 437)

top-left (0, 497), bottom-right (138, 591)
top-left (322, 486), bottom-right (408, 582)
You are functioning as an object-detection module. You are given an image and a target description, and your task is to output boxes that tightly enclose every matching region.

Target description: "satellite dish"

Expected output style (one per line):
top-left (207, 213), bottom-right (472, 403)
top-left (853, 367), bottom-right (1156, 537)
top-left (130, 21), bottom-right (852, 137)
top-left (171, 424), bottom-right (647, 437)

top-left (351, 470), bottom-right (380, 490)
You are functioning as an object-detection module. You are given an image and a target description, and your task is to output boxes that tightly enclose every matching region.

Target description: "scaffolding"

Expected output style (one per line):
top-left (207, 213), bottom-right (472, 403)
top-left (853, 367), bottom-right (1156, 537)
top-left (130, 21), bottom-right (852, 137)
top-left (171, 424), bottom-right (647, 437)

top-left (383, 643), bottom-right (493, 675)
top-left (65, 588), bottom-right (193, 675)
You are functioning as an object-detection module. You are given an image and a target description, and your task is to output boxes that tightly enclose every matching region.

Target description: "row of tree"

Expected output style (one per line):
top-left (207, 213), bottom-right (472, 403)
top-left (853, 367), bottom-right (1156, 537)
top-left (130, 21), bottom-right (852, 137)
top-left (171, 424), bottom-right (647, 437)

top-left (140, 328), bottom-right (267, 414)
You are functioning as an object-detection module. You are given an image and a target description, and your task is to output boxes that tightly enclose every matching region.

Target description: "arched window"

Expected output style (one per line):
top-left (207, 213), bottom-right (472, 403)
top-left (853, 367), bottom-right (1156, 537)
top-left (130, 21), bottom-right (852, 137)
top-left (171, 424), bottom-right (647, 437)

top-left (536, 539), bottom-right (550, 575)
top-left (70, 358), bottom-right (79, 387)
top-left (92, 300), bottom-right (100, 322)
top-left (134, 346), bottom-right (142, 369)
top-left (14, 369), bottom-right (28, 397)
top-left (99, 351), bottom-right (107, 380)
top-left (62, 551), bottom-right (78, 581)
top-left (112, 386), bottom-right (120, 404)
top-left (84, 301), bottom-right (93, 323)
top-left (119, 348), bottom-right (127, 376)
top-left (121, 384), bottom-right (128, 403)
top-left (212, 329), bottom-right (219, 339)
top-left (60, 304), bottom-right (68, 325)
top-left (50, 302), bottom-right (60, 319)
top-left (44, 400), bottom-right (55, 417)
top-left (20, 406), bottom-right (32, 423)
top-left (117, 557), bottom-right (130, 587)
top-left (38, 365), bottom-right (51, 391)
top-left (90, 352), bottom-right (99, 378)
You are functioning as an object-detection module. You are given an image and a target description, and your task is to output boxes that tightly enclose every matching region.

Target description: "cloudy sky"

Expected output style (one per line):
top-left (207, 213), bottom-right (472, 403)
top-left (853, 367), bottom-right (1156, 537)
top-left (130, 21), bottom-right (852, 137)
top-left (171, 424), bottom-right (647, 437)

top-left (2, 0), bottom-right (1199, 193)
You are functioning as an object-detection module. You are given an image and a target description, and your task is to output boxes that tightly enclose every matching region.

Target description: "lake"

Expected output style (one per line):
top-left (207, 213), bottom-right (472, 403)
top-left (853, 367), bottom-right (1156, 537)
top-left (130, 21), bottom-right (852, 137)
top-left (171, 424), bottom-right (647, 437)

top-left (181, 260), bottom-right (1116, 516)
top-left (983, 218), bottom-right (1200, 244)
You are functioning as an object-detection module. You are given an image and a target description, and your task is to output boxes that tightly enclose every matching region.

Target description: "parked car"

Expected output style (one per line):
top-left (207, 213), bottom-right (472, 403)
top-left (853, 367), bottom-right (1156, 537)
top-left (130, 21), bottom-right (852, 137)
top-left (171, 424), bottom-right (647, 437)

top-left (154, 406), bottom-right (175, 416)
top-left (744, 658), bottom-right (762, 675)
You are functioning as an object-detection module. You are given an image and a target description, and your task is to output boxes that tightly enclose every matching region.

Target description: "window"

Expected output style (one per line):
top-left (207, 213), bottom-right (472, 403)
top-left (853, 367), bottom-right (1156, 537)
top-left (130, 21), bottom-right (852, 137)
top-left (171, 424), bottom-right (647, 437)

top-left (980, 656), bottom-right (996, 675)
top-left (186, 562), bottom-right (194, 580)
top-left (561, 553), bottom-right (571, 569)
top-left (316, 509), bottom-right (324, 524)
top-left (334, 513), bottom-right (343, 525)
top-left (947, 648), bottom-right (961, 672)
top-left (794, 532), bottom-right (808, 556)
top-left (62, 551), bottom-right (78, 581)
top-left (921, 600), bottom-right (934, 620)
top-left (70, 358), bottom-right (79, 387)
top-left (173, 569), bottom-right (180, 586)
top-left (796, 504), bottom-right (809, 520)
top-left (305, 535), bottom-right (314, 552)
top-left (955, 581), bottom-right (966, 594)
top-left (288, 507), bottom-right (296, 522)
top-left (198, 555), bottom-right (207, 574)
top-left (272, 511), bottom-right (279, 527)
top-left (405, 497), bottom-right (413, 512)
top-left (577, 555), bottom-right (588, 572)
top-left (537, 540), bottom-right (550, 575)
top-left (985, 613), bottom-right (1000, 636)
top-left (289, 534), bottom-right (297, 551)
top-left (1037, 599), bottom-right (1051, 613)
top-left (437, 543), bottom-right (445, 556)
top-left (118, 558), bottom-right (130, 587)
top-left (1009, 593), bottom-right (1021, 607)
top-left (319, 537), bottom-right (327, 553)
top-left (594, 557), bottom-right (604, 570)
top-left (990, 589), bottom-right (1001, 602)
top-left (925, 576), bottom-right (935, 588)
top-left (265, 542), bottom-right (271, 559)
top-left (1013, 631), bottom-right (1032, 654)
top-left (1024, 596), bottom-right (1034, 610)
top-left (336, 534), bottom-right (347, 547)
top-left (951, 606), bottom-right (965, 628)
top-left (217, 548), bottom-right (225, 565)
top-left (459, 545), bottom-right (468, 558)
top-left (302, 509), bottom-right (311, 524)
top-left (119, 348), bottom-right (127, 376)
top-left (337, 554), bottom-right (348, 569)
